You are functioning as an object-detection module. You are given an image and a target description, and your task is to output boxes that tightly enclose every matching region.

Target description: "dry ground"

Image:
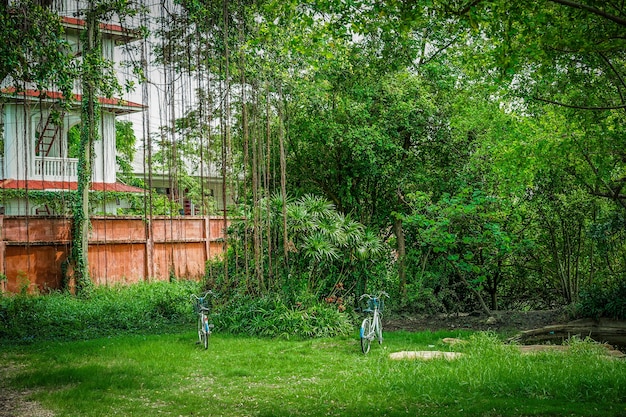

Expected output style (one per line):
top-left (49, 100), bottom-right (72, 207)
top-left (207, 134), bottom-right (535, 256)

top-left (0, 361), bottom-right (54, 417)
top-left (383, 309), bottom-right (570, 333)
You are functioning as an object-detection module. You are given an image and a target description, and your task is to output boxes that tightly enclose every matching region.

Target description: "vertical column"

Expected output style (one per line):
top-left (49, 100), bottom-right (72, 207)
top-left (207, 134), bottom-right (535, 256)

top-left (204, 215), bottom-right (211, 263)
top-left (0, 215), bottom-right (5, 292)
top-left (145, 218), bottom-right (154, 280)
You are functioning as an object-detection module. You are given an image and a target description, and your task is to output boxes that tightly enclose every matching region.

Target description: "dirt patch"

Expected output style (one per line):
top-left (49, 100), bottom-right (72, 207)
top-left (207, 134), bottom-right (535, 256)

top-left (383, 309), bottom-right (570, 333)
top-left (0, 389), bottom-right (55, 417)
top-left (0, 359), bottom-right (54, 417)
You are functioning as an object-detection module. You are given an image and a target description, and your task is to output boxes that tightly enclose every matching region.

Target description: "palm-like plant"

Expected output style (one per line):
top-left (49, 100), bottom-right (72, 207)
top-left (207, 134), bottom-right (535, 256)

top-left (228, 193), bottom-right (385, 297)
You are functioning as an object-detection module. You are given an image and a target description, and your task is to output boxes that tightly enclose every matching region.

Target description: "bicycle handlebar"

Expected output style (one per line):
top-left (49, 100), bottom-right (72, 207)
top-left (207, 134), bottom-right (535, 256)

top-left (359, 291), bottom-right (389, 301)
top-left (190, 290), bottom-right (215, 302)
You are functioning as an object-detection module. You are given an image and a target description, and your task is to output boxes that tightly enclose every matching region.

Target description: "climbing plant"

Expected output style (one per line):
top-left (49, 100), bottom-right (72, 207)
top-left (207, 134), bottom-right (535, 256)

top-left (69, 0), bottom-right (142, 295)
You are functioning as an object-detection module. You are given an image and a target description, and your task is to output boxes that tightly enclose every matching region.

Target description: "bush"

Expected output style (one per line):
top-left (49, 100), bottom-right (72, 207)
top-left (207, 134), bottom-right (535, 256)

top-left (577, 280), bottom-right (626, 319)
top-left (0, 280), bottom-right (201, 343)
top-left (0, 280), bottom-right (355, 342)
top-left (211, 292), bottom-right (354, 339)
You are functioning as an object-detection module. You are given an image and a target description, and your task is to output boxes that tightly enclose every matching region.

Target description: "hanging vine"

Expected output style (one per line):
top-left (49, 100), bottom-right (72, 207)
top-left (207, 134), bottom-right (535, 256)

top-left (221, 0), bottom-right (231, 285)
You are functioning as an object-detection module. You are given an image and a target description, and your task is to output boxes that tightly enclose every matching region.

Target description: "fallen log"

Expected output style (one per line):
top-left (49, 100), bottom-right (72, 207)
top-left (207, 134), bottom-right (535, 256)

top-left (508, 318), bottom-right (626, 349)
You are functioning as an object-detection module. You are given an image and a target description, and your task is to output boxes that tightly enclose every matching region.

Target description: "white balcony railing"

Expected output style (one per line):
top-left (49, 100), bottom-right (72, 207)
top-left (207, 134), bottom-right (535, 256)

top-left (34, 157), bottom-right (78, 182)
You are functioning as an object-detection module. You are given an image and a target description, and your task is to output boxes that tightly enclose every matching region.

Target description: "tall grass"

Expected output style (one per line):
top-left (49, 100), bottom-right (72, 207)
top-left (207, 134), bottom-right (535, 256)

top-left (2, 282), bottom-right (626, 416)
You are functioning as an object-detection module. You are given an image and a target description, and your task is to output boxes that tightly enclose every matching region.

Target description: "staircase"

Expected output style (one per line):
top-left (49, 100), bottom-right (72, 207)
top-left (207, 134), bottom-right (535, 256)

top-left (35, 204), bottom-right (51, 216)
top-left (35, 110), bottom-right (65, 157)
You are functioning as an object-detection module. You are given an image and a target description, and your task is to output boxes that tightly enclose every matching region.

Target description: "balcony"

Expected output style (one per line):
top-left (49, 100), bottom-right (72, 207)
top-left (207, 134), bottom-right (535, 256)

top-left (34, 157), bottom-right (78, 182)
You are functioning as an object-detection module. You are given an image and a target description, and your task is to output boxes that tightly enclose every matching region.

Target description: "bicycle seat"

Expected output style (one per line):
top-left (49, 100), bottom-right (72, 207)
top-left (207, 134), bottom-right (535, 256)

top-left (362, 308), bottom-right (374, 313)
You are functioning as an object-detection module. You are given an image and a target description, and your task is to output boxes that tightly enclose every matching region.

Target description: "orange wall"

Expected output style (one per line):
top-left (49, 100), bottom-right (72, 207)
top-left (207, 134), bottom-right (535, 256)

top-left (0, 216), bottom-right (227, 293)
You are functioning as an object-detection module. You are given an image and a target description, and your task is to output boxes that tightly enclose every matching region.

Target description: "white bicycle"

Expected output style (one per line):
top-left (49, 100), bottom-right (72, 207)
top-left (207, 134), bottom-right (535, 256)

top-left (190, 291), bottom-right (215, 349)
top-left (359, 292), bottom-right (389, 354)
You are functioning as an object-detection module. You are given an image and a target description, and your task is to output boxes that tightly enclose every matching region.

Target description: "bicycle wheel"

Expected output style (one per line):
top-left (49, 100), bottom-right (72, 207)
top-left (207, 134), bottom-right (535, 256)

top-left (375, 315), bottom-right (383, 345)
top-left (202, 330), bottom-right (209, 349)
top-left (360, 317), bottom-right (372, 354)
top-left (201, 314), bottom-right (209, 349)
top-left (197, 314), bottom-right (204, 345)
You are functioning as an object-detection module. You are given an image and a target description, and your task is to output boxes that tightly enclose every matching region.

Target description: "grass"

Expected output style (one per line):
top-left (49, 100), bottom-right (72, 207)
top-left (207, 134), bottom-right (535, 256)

top-left (2, 330), bottom-right (626, 417)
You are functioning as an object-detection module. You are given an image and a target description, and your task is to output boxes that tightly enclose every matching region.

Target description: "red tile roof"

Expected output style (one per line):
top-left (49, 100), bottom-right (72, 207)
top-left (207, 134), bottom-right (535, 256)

top-left (1, 88), bottom-right (145, 114)
top-left (0, 179), bottom-right (145, 193)
top-left (60, 16), bottom-right (141, 41)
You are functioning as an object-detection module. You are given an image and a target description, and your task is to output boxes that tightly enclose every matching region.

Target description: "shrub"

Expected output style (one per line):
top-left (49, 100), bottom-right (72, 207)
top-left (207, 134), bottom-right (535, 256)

top-left (0, 280), bottom-right (201, 343)
top-left (577, 280), bottom-right (626, 319)
top-left (211, 292), bottom-right (354, 339)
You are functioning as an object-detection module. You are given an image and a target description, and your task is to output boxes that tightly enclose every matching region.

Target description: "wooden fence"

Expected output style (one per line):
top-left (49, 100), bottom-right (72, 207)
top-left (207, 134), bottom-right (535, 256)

top-left (0, 215), bottom-right (228, 293)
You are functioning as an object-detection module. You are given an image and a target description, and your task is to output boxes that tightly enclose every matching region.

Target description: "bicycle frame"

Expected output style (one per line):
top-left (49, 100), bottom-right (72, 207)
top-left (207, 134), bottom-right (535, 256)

top-left (361, 303), bottom-right (380, 340)
top-left (359, 292), bottom-right (388, 354)
top-left (191, 291), bottom-right (214, 349)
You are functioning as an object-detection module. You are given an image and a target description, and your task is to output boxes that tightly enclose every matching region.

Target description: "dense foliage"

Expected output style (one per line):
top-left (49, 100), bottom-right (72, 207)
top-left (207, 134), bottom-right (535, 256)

top-left (220, 194), bottom-right (388, 296)
top-left (128, 0), bottom-right (626, 317)
top-left (4, 0), bottom-right (626, 320)
top-left (0, 281), bottom-right (360, 342)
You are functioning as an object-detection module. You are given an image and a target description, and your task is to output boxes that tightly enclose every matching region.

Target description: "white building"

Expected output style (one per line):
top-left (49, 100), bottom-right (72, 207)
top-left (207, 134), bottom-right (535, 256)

top-left (0, 7), bottom-right (145, 215)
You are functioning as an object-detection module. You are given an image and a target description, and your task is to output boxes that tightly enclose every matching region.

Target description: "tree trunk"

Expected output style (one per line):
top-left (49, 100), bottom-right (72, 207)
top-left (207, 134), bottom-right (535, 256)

top-left (71, 8), bottom-right (98, 295)
top-left (451, 264), bottom-right (492, 316)
top-left (393, 217), bottom-right (407, 300)
top-left (221, 0), bottom-right (230, 285)
top-left (265, 83), bottom-right (272, 287)
top-left (238, 10), bottom-right (250, 290)
top-left (490, 290), bottom-right (497, 312)
top-left (487, 265), bottom-right (501, 311)
top-left (278, 86), bottom-right (288, 264)
top-left (462, 273), bottom-right (492, 316)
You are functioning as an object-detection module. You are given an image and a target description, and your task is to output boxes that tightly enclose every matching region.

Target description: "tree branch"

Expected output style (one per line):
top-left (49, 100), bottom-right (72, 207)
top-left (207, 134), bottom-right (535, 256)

top-left (439, 0), bottom-right (485, 16)
top-left (599, 52), bottom-right (626, 103)
top-left (591, 191), bottom-right (626, 200)
top-left (418, 36), bottom-right (459, 67)
top-left (571, 136), bottom-right (626, 210)
top-left (532, 96), bottom-right (626, 110)
top-left (548, 0), bottom-right (626, 27)
top-left (457, 0), bottom-right (484, 16)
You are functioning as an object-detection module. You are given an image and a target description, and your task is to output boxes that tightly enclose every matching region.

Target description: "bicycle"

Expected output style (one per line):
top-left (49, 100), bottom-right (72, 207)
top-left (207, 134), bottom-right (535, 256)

top-left (190, 291), bottom-right (215, 349)
top-left (359, 292), bottom-right (389, 354)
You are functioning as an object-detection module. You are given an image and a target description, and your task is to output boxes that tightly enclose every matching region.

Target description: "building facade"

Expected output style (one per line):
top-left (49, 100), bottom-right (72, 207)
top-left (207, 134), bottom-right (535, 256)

top-left (0, 4), bottom-right (145, 215)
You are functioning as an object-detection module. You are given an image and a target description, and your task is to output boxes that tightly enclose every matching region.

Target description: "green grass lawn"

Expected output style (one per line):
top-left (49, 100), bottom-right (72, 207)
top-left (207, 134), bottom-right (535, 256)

top-left (2, 330), bottom-right (626, 417)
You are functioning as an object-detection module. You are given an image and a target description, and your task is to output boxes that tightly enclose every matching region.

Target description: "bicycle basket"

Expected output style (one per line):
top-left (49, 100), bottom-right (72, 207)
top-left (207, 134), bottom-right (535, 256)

top-left (367, 298), bottom-right (384, 313)
top-left (193, 298), bottom-right (209, 313)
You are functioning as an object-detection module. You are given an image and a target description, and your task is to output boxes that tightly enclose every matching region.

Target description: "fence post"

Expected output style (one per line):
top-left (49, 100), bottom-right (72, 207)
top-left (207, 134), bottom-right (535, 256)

top-left (145, 218), bottom-right (154, 280)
